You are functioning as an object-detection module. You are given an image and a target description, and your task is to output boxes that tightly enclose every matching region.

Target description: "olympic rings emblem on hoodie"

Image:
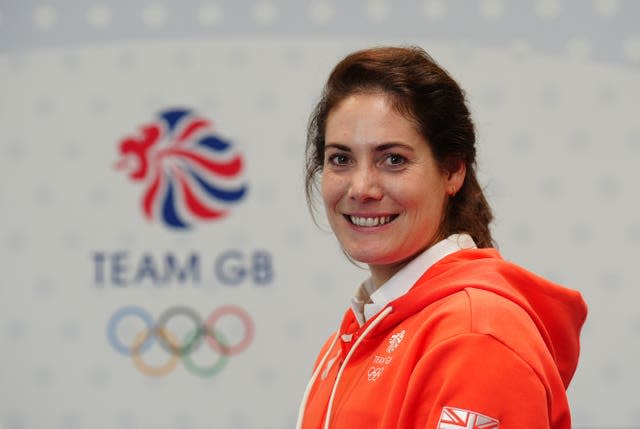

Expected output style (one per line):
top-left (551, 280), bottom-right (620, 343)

top-left (107, 305), bottom-right (254, 377)
top-left (367, 366), bottom-right (384, 382)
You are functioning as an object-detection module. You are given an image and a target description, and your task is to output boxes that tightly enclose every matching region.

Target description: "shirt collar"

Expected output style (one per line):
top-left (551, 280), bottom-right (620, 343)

top-left (350, 233), bottom-right (477, 326)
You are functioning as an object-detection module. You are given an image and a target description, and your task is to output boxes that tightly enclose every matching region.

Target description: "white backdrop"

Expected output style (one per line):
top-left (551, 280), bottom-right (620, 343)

top-left (1, 1), bottom-right (639, 428)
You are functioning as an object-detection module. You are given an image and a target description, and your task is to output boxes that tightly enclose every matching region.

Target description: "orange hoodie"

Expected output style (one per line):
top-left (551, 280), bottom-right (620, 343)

top-left (297, 248), bottom-right (587, 429)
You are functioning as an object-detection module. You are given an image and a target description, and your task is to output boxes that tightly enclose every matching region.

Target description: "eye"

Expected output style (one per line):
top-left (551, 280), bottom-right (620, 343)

top-left (327, 153), bottom-right (351, 166)
top-left (383, 153), bottom-right (407, 166)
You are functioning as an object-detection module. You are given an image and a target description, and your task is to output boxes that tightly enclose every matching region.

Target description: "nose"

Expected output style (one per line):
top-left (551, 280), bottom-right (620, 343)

top-left (347, 166), bottom-right (383, 202)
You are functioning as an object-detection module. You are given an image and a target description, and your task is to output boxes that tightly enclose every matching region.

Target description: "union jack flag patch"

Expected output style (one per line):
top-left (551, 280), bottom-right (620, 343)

top-left (438, 406), bottom-right (499, 429)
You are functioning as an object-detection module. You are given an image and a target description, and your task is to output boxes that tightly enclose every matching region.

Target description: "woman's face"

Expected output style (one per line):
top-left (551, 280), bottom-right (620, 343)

top-left (321, 92), bottom-right (465, 285)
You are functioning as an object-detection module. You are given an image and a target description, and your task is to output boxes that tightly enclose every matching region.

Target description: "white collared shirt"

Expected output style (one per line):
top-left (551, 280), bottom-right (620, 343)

top-left (350, 234), bottom-right (477, 326)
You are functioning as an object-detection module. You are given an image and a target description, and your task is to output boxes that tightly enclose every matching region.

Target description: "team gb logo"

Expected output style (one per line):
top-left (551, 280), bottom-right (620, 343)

top-left (115, 108), bottom-right (248, 229)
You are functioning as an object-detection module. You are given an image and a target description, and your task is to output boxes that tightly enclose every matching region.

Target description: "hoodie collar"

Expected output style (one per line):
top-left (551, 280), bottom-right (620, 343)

top-left (351, 234), bottom-right (477, 326)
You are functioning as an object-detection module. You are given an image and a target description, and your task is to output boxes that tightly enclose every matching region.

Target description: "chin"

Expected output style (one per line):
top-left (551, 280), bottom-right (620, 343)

top-left (344, 249), bottom-right (399, 266)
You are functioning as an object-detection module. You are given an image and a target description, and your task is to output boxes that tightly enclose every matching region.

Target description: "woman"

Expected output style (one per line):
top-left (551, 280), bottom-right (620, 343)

top-left (296, 46), bottom-right (587, 429)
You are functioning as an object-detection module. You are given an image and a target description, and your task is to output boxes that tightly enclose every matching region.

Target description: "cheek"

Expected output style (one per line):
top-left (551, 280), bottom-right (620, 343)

top-left (320, 174), bottom-right (339, 207)
top-left (390, 176), bottom-right (448, 213)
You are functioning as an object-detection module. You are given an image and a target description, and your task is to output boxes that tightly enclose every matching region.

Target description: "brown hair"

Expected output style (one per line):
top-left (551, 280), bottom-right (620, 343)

top-left (305, 46), bottom-right (494, 248)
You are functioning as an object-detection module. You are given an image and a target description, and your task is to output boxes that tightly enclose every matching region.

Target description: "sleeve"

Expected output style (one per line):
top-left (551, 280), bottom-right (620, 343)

top-left (397, 333), bottom-right (552, 429)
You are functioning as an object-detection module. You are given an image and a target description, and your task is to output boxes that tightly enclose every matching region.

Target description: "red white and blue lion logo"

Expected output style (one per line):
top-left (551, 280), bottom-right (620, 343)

top-left (115, 108), bottom-right (247, 229)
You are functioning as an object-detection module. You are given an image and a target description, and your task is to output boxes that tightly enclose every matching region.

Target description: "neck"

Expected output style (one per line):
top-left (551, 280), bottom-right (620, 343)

top-left (368, 259), bottom-right (410, 290)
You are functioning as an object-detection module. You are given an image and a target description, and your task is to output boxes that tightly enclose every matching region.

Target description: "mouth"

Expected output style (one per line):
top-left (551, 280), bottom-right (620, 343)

top-left (345, 214), bottom-right (399, 227)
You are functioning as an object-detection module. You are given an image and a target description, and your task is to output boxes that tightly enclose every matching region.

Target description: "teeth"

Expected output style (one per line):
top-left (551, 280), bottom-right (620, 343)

top-left (349, 216), bottom-right (392, 227)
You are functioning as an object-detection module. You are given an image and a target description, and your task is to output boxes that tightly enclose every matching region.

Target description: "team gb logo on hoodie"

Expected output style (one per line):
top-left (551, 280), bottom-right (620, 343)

top-left (386, 330), bottom-right (406, 353)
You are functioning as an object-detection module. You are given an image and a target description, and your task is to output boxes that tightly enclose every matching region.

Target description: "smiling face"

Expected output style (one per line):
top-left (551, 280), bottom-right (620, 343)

top-left (321, 92), bottom-right (465, 286)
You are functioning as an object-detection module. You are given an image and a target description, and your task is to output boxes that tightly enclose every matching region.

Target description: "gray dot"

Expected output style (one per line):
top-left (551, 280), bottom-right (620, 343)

top-left (571, 406), bottom-right (595, 427)
top-left (87, 365), bottom-right (111, 388)
top-left (511, 134), bottom-right (532, 153)
top-left (143, 94), bottom-right (164, 111)
top-left (256, 184), bottom-right (277, 204)
top-left (87, 185), bottom-right (110, 207)
top-left (59, 411), bottom-right (83, 429)
top-left (4, 411), bottom-right (27, 429)
top-left (60, 320), bottom-right (82, 342)
top-left (508, 39), bottom-right (533, 62)
top-left (283, 226), bottom-right (305, 246)
top-left (511, 223), bottom-right (534, 246)
top-left (283, 411), bottom-right (298, 429)
top-left (171, 234), bottom-right (192, 249)
top-left (7, 54), bottom-right (28, 72)
top-left (199, 94), bottom-right (220, 111)
top-left (313, 271), bottom-right (335, 295)
top-left (539, 177), bottom-right (563, 199)
top-left (538, 84), bottom-right (559, 107)
top-left (600, 361), bottom-right (622, 384)
top-left (282, 318), bottom-right (306, 342)
top-left (479, 86), bottom-right (504, 109)
top-left (116, 51), bottom-right (137, 71)
top-left (568, 224), bottom-right (593, 246)
top-left (114, 410), bottom-right (138, 429)
top-left (4, 141), bottom-right (27, 161)
top-left (452, 41), bottom-right (474, 65)
top-left (628, 223), bottom-right (640, 243)
top-left (61, 231), bottom-right (82, 249)
top-left (627, 130), bottom-right (640, 151)
top-left (228, 411), bottom-right (249, 429)
top-left (254, 365), bottom-right (276, 387)
top-left (4, 231), bottom-right (28, 251)
top-left (225, 230), bottom-right (249, 247)
top-left (596, 176), bottom-right (620, 200)
top-left (630, 409), bottom-right (640, 428)
top-left (487, 178), bottom-right (508, 201)
top-left (88, 96), bottom-right (109, 115)
top-left (143, 377), bottom-right (170, 390)
top-left (282, 47), bottom-right (304, 65)
top-left (598, 270), bottom-right (621, 293)
top-left (5, 319), bottom-right (28, 341)
top-left (256, 92), bottom-right (277, 110)
top-left (597, 85), bottom-right (617, 105)
top-left (33, 275), bottom-right (55, 298)
top-left (61, 53), bottom-right (82, 71)
top-left (282, 136), bottom-right (302, 160)
top-left (171, 413), bottom-right (195, 429)
top-left (115, 231), bottom-right (136, 247)
top-left (62, 141), bottom-right (83, 160)
top-left (34, 184), bottom-right (54, 206)
top-left (566, 131), bottom-right (591, 155)
top-left (34, 366), bottom-right (54, 387)
top-left (34, 96), bottom-right (55, 115)
top-left (172, 49), bottom-right (193, 70)
top-left (632, 317), bottom-right (640, 335)
top-left (226, 48), bottom-right (249, 68)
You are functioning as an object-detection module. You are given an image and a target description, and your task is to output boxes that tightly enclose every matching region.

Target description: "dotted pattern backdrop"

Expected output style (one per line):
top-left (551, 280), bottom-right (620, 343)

top-left (1, 1), bottom-right (639, 429)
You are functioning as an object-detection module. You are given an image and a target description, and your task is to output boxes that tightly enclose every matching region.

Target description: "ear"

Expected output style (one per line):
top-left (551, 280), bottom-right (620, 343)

top-left (444, 158), bottom-right (466, 196)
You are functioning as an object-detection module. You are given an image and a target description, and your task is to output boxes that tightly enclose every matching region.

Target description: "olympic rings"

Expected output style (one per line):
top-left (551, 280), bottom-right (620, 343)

top-left (155, 305), bottom-right (204, 356)
top-left (106, 305), bottom-right (254, 377)
top-left (132, 327), bottom-right (180, 377)
top-left (206, 305), bottom-right (254, 355)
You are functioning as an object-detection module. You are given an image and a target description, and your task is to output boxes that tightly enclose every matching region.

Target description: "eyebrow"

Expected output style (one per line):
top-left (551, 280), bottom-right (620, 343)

top-left (324, 142), bottom-right (414, 152)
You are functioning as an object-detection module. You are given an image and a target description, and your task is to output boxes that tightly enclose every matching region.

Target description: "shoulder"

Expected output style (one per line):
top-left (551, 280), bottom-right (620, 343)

top-left (405, 285), bottom-right (549, 358)
top-left (417, 286), bottom-right (542, 338)
top-left (411, 287), bottom-right (554, 378)
top-left (463, 287), bottom-right (539, 339)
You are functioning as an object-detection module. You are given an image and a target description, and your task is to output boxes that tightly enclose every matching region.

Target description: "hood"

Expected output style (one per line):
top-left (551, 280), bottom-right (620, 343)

top-left (382, 248), bottom-right (588, 388)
